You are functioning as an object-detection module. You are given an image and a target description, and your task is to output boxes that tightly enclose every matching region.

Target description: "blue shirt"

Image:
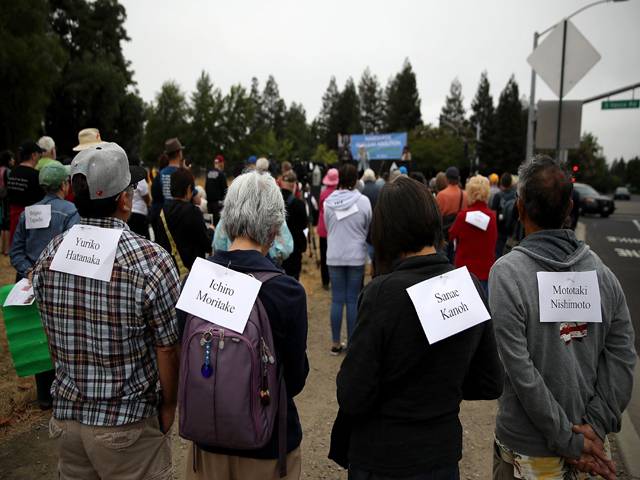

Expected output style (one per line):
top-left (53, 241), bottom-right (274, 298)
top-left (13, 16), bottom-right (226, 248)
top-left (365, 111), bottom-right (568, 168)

top-left (10, 194), bottom-right (80, 277)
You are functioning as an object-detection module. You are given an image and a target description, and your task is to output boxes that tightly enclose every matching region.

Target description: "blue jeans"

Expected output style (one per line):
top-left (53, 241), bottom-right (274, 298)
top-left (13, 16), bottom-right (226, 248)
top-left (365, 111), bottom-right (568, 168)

top-left (329, 265), bottom-right (364, 343)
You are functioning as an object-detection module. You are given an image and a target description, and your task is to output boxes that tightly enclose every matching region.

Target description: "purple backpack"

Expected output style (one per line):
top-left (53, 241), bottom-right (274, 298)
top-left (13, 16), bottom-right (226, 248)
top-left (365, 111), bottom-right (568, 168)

top-left (179, 270), bottom-right (288, 476)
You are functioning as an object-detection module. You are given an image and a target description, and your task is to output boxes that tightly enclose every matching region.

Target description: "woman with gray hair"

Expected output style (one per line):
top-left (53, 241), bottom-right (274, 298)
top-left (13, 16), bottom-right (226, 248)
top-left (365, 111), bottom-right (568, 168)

top-left (185, 170), bottom-right (309, 480)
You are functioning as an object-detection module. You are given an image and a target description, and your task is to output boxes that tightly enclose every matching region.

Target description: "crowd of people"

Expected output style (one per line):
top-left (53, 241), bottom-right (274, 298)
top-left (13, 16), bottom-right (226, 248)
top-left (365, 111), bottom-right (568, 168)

top-left (0, 130), bottom-right (636, 480)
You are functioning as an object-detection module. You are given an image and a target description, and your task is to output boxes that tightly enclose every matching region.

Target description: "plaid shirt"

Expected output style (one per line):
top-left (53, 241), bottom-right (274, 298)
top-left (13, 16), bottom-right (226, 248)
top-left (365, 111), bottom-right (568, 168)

top-left (33, 217), bottom-right (180, 426)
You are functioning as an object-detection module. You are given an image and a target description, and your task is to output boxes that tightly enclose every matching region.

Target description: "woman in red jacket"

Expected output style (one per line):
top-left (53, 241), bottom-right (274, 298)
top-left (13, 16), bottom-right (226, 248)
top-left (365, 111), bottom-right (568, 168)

top-left (317, 168), bottom-right (338, 289)
top-left (448, 175), bottom-right (497, 293)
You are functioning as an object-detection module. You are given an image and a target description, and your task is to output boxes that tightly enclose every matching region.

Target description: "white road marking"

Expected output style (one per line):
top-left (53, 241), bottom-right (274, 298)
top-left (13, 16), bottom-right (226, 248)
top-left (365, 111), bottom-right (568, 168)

top-left (607, 236), bottom-right (640, 244)
top-left (633, 219), bottom-right (640, 232)
top-left (614, 248), bottom-right (640, 258)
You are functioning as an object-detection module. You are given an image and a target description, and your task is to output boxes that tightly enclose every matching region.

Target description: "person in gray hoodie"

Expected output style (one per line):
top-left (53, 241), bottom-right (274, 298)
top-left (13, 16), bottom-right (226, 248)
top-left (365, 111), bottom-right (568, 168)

top-left (324, 163), bottom-right (372, 355)
top-left (489, 155), bottom-right (636, 480)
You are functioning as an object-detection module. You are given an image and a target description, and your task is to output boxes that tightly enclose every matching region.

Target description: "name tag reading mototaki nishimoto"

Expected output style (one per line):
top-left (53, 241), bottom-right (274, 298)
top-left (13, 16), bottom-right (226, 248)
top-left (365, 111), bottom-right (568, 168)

top-left (406, 266), bottom-right (491, 344)
top-left (537, 271), bottom-right (602, 323)
top-left (49, 225), bottom-right (123, 282)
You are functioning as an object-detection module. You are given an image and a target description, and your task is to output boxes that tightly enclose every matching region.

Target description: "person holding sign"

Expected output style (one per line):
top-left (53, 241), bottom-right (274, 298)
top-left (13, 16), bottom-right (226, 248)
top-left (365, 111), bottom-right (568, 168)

top-left (448, 175), bottom-right (497, 294)
top-left (489, 155), bottom-right (636, 480)
top-left (324, 163), bottom-right (372, 355)
top-left (182, 170), bottom-right (309, 480)
top-left (333, 176), bottom-right (502, 479)
top-left (32, 143), bottom-right (181, 479)
top-left (10, 161), bottom-right (79, 281)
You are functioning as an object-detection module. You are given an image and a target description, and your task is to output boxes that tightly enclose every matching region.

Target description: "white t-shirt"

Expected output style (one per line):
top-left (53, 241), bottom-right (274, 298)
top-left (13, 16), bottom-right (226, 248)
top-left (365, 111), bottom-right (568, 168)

top-left (132, 180), bottom-right (149, 216)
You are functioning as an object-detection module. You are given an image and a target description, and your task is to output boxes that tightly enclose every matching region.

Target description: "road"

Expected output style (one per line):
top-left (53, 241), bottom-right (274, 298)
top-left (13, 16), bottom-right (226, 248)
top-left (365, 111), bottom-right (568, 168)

top-left (581, 194), bottom-right (640, 474)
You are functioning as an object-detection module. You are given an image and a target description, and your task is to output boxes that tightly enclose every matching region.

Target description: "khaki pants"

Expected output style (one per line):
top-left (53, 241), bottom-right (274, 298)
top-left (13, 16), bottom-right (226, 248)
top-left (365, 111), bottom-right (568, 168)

top-left (185, 444), bottom-right (302, 480)
top-left (49, 416), bottom-right (172, 480)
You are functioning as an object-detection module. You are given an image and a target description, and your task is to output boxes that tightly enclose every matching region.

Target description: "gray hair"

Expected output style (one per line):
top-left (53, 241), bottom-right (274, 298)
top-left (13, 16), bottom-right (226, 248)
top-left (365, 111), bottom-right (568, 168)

top-left (221, 171), bottom-right (285, 246)
top-left (256, 157), bottom-right (270, 172)
top-left (517, 155), bottom-right (573, 229)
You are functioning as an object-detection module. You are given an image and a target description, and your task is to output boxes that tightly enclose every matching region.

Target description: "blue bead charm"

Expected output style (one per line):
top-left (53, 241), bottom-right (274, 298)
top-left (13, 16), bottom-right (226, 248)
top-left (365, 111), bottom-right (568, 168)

top-left (201, 363), bottom-right (213, 378)
top-left (200, 333), bottom-right (213, 378)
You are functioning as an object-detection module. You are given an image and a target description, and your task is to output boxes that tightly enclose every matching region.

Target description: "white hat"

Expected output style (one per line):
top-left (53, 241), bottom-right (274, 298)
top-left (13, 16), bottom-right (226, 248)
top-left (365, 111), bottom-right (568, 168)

top-left (73, 128), bottom-right (105, 152)
top-left (37, 136), bottom-right (55, 153)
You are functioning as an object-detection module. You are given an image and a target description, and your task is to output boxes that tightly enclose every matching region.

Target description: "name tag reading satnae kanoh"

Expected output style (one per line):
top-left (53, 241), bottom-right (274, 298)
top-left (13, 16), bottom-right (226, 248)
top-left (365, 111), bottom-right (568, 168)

top-left (406, 266), bottom-right (490, 344)
top-left (176, 257), bottom-right (262, 334)
top-left (49, 225), bottom-right (123, 282)
top-left (537, 271), bottom-right (602, 323)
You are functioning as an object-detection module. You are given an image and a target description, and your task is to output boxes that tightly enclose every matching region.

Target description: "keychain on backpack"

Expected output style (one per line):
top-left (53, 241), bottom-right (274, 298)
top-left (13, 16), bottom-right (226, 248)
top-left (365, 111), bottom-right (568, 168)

top-left (201, 331), bottom-right (214, 378)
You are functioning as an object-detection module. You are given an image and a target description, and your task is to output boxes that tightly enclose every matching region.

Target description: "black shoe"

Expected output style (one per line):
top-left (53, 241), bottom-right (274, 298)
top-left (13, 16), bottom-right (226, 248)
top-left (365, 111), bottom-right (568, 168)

top-left (38, 399), bottom-right (52, 410)
top-left (330, 345), bottom-right (344, 356)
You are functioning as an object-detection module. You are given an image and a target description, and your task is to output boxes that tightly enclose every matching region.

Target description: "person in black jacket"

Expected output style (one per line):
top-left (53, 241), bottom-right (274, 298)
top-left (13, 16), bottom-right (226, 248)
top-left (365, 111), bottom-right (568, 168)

top-left (281, 170), bottom-right (307, 280)
top-left (204, 154), bottom-right (227, 225)
top-left (153, 168), bottom-right (212, 270)
top-left (333, 176), bottom-right (503, 480)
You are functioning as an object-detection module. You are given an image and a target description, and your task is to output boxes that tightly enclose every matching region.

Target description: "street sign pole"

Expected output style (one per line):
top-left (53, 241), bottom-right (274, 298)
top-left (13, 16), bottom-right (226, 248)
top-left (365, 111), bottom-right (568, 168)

top-left (556, 20), bottom-right (568, 162)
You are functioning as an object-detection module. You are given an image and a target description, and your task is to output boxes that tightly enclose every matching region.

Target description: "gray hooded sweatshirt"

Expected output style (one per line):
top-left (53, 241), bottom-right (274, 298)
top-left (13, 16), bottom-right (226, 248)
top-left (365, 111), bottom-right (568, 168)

top-left (489, 229), bottom-right (636, 458)
top-left (324, 189), bottom-right (372, 267)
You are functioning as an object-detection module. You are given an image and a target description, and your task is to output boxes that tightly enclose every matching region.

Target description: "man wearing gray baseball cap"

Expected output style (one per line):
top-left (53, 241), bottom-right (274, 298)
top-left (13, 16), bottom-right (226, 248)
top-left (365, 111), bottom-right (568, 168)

top-left (32, 143), bottom-right (180, 479)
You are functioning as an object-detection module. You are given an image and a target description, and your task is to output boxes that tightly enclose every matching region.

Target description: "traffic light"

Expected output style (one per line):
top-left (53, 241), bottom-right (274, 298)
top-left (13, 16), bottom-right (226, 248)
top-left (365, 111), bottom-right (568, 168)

top-left (572, 165), bottom-right (579, 173)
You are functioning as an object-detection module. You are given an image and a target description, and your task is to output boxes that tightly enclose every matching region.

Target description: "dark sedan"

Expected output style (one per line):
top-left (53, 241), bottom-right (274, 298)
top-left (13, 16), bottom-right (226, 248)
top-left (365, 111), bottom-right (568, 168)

top-left (573, 183), bottom-right (616, 218)
top-left (614, 186), bottom-right (631, 200)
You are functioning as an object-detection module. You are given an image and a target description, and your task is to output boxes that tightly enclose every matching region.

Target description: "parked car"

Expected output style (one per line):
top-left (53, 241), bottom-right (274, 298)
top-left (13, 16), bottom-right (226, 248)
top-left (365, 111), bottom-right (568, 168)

top-left (614, 186), bottom-right (631, 200)
top-left (573, 183), bottom-right (615, 218)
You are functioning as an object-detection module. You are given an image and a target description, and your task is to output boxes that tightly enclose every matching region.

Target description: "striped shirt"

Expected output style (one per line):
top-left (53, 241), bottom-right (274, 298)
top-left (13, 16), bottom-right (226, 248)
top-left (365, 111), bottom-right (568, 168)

top-left (33, 216), bottom-right (180, 426)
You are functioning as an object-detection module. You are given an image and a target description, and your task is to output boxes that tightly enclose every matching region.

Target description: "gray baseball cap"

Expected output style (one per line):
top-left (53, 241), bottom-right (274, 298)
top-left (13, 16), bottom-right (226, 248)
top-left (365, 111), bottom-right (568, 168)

top-left (70, 142), bottom-right (146, 200)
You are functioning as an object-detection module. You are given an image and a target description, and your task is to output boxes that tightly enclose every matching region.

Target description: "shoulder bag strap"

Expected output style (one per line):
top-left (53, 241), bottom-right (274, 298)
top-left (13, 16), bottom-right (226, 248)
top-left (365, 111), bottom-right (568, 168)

top-left (160, 209), bottom-right (189, 278)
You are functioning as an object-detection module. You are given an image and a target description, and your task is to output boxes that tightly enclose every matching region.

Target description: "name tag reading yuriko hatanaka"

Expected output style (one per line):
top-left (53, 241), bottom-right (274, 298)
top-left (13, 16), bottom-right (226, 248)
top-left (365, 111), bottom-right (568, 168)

top-left (537, 271), bottom-right (602, 323)
top-left (175, 257), bottom-right (262, 334)
top-left (406, 266), bottom-right (491, 344)
top-left (49, 225), bottom-right (124, 282)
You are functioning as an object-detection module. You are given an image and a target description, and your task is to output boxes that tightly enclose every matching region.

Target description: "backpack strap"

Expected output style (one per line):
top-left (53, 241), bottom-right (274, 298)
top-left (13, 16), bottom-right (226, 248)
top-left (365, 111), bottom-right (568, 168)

top-left (160, 209), bottom-right (189, 278)
top-left (250, 269), bottom-right (288, 477)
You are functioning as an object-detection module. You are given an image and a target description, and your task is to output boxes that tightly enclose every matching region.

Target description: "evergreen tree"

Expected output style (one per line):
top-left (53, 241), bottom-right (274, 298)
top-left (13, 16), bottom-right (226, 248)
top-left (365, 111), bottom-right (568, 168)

top-left (248, 77), bottom-right (266, 134)
top-left (334, 78), bottom-right (362, 137)
top-left (493, 75), bottom-right (526, 173)
top-left (0, 0), bottom-right (64, 150)
top-left (262, 75), bottom-right (286, 138)
top-left (385, 58), bottom-right (422, 132)
top-left (220, 84), bottom-right (254, 168)
top-left (283, 102), bottom-right (313, 160)
top-left (187, 71), bottom-right (224, 168)
top-left (358, 67), bottom-right (385, 133)
top-left (141, 81), bottom-right (189, 166)
top-left (439, 78), bottom-right (466, 131)
top-left (316, 76), bottom-right (341, 148)
top-left (46, 0), bottom-right (144, 156)
top-left (470, 71), bottom-right (496, 170)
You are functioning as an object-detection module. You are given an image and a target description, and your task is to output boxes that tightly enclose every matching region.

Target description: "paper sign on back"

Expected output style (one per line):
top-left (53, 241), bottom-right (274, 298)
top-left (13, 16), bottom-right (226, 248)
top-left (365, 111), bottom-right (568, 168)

top-left (537, 270), bottom-right (601, 323)
top-left (335, 204), bottom-right (359, 221)
top-left (3, 279), bottom-right (35, 307)
top-left (465, 211), bottom-right (490, 231)
top-left (25, 205), bottom-right (51, 230)
top-left (49, 224), bottom-right (123, 282)
top-left (406, 266), bottom-right (490, 344)
top-left (176, 257), bottom-right (262, 334)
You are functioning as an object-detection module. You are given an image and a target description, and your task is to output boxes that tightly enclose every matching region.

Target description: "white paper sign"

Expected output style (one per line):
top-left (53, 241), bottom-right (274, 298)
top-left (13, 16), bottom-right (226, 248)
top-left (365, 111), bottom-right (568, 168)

top-left (3, 279), bottom-right (35, 307)
top-left (25, 205), bottom-right (51, 230)
top-left (49, 225), bottom-right (123, 282)
top-left (465, 211), bottom-right (490, 231)
top-left (537, 271), bottom-right (602, 323)
top-left (303, 228), bottom-right (309, 239)
top-left (176, 257), bottom-right (262, 334)
top-left (406, 266), bottom-right (490, 344)
top-left (335, 204), bottom-right (359, 221)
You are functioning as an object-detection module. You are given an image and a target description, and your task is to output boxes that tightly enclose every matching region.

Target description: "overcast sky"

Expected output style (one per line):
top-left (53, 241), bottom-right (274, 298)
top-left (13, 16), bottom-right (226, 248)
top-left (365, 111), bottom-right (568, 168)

top-left (120, 0), bottom-right (640, 161)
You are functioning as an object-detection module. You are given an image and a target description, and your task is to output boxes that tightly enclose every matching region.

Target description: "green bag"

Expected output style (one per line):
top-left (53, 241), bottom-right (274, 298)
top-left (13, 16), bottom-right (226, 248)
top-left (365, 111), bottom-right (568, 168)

top-left (0, 283), bottom-right (53, 377)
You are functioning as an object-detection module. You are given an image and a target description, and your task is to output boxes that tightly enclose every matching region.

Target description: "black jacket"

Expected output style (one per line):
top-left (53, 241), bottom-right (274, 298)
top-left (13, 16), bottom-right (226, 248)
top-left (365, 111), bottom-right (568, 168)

top-left (154, 199), bottom-right (211, 270)
top-left (282, 189), bottom-right (307, 255)
top-left (335, 254), bottom-right (503, 476)
top-left (204, 168), bottom-right (227, 206)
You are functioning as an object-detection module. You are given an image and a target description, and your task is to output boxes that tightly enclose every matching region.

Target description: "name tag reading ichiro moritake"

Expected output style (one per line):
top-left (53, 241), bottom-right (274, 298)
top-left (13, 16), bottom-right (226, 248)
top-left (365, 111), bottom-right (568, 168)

top-left (176, 257), bottom-right (262, 334)
top-left (49, 225), bottom-right (124, 282)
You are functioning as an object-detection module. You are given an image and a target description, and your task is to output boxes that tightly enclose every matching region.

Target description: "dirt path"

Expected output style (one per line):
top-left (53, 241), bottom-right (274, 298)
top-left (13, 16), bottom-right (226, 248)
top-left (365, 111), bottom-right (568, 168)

top-left (0, 253), bottom-right (630, 479)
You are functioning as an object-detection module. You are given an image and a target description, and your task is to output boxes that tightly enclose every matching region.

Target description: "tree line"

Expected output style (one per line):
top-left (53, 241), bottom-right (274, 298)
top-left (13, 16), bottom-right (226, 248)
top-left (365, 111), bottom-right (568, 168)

top-left (2, 0), bottom-right (637, 192)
